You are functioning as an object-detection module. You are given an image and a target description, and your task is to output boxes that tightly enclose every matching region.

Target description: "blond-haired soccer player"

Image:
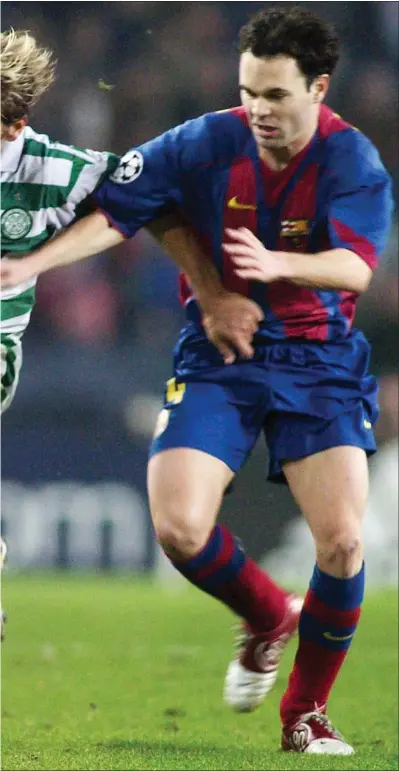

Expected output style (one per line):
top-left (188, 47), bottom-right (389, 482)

top-left (1, 29), bottom-right (122, 412)
top-left (0, 29), bottom-right (122, 641)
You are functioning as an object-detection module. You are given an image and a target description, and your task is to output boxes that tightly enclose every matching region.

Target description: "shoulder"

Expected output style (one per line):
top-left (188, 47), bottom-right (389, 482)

top-left (139, 106), bottom-right (251, 169)
top-left (319, 107), bottom-right (391, 185)
top-left (24, 126), bottom-right (117, 170)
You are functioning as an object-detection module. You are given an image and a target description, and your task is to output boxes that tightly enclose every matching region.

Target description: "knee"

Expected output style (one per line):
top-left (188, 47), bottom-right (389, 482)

top-left (154, 518), bottom-right (210, 561)
top-left (316, 530), bottom-right (363, 578)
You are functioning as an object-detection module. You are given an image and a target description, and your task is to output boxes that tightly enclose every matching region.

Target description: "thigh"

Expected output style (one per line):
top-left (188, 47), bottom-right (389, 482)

top-left (282, 445), bottom-right (369, 541)
top-left (148, 447), bottom-right (234, 538)
top-left (150, 377), bottom-right (263, 474)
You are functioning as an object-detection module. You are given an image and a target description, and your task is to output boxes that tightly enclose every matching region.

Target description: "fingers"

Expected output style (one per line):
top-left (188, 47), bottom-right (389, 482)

top-left (212, 338), bottom-right (237, 365)
top-left (216, 329), bottom-right (255, 361)
top-left (225, 227), bottom-right (259, 245)
top-left (233, 335), bottom-right (254, 359)
top-left (247, 301), bottom-right (265, 322)
top-left (230, 255), bottom-right (261, 269)
top-left (222, 242), bottom-right (254, 258)
top-left (0, 269), bottom-right (11, 288)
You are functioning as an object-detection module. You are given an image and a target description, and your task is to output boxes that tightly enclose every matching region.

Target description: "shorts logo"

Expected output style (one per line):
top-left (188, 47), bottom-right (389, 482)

top-left (109, 150), bottom-right (144, 185)
top-left (1, 208), bottom-right (32, 240)
top-left (153, 409), bottom-right (170, 439)
top-left (364, 419), bottom-right (372, 430)
top-left (166, 378), bottom-right (186, 406)
top-left (280, 219), bottom-right (311, 238)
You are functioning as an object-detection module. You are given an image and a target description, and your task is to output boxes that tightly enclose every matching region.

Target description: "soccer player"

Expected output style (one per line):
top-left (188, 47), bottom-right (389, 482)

top-left (0, 29), bottom-right (122, 643)
top-left (2, 8), bottom-right (393, 754)
top-left (0, 29), bottom-right (124, 414)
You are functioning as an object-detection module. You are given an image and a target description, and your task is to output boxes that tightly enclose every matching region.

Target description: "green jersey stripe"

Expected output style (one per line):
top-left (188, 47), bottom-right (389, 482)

top-left (1, 181), bottom-right (69, 212)
top-left (1, 287), bottom-right (36, 322)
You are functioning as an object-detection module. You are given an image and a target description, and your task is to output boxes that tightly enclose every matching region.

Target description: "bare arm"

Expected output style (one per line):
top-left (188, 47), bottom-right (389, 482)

top-left (224, 228), bottom-right (372, 294)
top-left (1, 211), bottom-right (125, 286)
top-left (276, 249), bottom-right (372, 293)
top-left (147, 214), bottom-right (264, 361)
top-left (1, 211), bottom-right (264, 363)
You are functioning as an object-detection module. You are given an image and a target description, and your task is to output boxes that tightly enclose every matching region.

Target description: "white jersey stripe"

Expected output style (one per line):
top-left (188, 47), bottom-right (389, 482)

top-left (10, 154), bottom-right (73, 187)
top-left (1, 310), bottom-right (32, 334)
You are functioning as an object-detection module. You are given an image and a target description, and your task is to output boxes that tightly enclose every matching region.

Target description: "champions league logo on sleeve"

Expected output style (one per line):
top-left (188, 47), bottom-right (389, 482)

top-left (110, 149), bottom-right (144, 184)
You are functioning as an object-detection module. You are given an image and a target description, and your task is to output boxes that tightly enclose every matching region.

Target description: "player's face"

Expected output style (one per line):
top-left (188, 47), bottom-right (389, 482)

top-left (0, 118), bottom-right (26, 145)
top-left (239, 53), bottom-right (329, 156)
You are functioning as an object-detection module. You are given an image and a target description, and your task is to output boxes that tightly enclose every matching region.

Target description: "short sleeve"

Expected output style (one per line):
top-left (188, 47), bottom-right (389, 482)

top-left (327, 133), bottom-right (394, 270)
top-left (92, 117), bottom-right (215, 238)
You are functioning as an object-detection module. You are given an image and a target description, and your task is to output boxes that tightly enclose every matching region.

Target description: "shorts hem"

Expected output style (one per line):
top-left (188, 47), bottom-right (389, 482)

top-left (268, 439), bottom-right (377, 485)
top-left (149, 438), bottom-right (240, 474)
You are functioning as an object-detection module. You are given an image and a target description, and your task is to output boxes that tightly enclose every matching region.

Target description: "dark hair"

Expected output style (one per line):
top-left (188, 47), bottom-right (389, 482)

top-left (239, 6), bottom-right (340, 87)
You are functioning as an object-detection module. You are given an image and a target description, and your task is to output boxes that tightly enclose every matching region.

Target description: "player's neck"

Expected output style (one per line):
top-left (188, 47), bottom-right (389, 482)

top-left (258, 120), bottom-right (318, 172)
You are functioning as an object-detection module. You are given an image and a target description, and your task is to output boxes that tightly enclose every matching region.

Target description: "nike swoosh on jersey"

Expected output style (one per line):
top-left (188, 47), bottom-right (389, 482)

top-left (227, 196), bottom-right (257, 211)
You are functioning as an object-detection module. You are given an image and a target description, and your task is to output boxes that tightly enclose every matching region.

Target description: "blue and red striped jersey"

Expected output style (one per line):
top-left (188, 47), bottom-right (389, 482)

top-left (93, 105), bottom-right (393, 342)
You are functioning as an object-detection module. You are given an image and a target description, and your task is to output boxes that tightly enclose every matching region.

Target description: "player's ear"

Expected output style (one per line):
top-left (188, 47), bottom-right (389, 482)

top-left (312, 75), bottom-right (329, 104)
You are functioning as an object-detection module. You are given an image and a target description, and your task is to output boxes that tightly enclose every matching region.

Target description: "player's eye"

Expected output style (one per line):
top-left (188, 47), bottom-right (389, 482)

top-left (268, 93), bottom-right (288, 101)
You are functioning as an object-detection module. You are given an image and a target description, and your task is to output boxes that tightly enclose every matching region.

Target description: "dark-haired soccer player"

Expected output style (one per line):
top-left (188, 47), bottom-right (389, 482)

top-left (3, 7), bottom-right (393, 754)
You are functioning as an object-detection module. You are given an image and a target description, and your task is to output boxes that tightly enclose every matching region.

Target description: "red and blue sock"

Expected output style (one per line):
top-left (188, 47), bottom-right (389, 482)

top-left (170, 524), bottom-right (287, 632)
top-left (280, 561), bottom-right (365, 724)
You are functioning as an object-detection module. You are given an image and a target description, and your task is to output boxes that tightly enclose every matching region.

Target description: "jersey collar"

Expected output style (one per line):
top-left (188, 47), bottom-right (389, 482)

top-left (1, 128), bottom-right (25, 173)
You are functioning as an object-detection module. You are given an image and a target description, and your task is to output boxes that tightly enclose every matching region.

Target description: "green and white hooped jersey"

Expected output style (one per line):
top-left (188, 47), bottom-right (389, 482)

top-left (0, 127), bottom-right (118, 410)
top-left (1, 125), bottom-right (118, 338)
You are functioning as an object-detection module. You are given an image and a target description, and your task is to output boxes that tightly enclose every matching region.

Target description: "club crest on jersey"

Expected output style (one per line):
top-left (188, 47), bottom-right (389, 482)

top-left (109, 149), bottom-right (144, 185)
top-left (1, 208), bottom-right (32, 240)
top-left (280, 219), bottom-right (310, 238)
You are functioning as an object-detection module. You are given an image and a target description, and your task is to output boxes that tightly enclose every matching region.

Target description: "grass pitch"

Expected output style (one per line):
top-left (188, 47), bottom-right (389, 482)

top-left (1, 573), bottom-right (398, 770)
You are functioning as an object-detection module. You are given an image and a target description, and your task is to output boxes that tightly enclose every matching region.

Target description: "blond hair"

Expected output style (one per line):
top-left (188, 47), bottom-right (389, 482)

top-left (1, 29), bottom-right (56, 124)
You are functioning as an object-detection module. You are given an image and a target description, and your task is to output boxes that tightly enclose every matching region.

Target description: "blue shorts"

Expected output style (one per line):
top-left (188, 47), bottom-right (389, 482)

top-left (150, 327), bottom-right (379, 484)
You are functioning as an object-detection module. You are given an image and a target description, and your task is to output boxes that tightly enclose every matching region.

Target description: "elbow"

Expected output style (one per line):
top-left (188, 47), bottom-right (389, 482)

top-left (353, 265), bottom-right (373, 294)
top-left (346, 255), bottom-right (373, 294)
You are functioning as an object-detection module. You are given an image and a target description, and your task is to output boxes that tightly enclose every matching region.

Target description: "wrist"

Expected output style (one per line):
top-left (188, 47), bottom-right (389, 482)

top-left (276, 251), bottom-right (296, 281)
top-left (195, 284), bottom-right (228, 315)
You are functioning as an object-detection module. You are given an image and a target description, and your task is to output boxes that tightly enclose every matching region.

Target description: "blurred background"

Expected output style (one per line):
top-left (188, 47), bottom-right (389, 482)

top-left (1, 1), bottom-right (398, 584)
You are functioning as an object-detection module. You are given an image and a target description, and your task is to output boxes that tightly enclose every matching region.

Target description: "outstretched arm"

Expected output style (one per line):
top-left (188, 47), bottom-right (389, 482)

top-left (0, 211), bottom-right (125, 287)
top-left (1, 211), bottom-right (264, 363)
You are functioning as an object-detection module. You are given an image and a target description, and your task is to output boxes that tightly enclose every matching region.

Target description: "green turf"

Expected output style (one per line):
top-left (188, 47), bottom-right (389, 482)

top-left (1, 573), bottom-right (398, 770)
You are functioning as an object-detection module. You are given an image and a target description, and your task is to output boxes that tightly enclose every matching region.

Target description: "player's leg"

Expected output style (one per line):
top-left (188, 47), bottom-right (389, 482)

top-left (262, 332), bottom-right (377, 753)
top-left (279, 445), bottom-right (368, 755)
top-left (148, 377), bottom-right (301, 709)
top-left (1, 334), bottom-right (22, 642)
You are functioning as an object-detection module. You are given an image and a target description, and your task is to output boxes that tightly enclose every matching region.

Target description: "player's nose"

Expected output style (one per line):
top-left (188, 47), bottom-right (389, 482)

top-left (251, 96), bottom-right (273, 119)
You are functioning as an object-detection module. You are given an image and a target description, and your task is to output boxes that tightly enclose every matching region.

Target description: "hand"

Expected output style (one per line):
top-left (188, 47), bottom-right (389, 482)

top-left (1, 255), bottom-right (38, 289)
top-left (201, 291), bottom-right (264, 364)
top-left (223, 227), bottom-right (286, 283)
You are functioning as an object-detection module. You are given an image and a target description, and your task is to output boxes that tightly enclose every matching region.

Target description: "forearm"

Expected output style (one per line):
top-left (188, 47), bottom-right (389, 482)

top-left (147, 214), bottom-right (226, 312)
top-left (20, 211), bottom-right (125, 276)
top-left (280, 248), bottom-right (372, 293)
